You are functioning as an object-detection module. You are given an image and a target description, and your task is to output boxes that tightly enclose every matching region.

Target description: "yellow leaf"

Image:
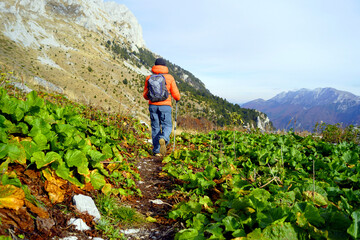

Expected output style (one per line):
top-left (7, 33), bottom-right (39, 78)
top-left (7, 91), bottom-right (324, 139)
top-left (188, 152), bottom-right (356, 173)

top-left (158, 172), bottom-right (168, 178)
top-left (5, 170), bottom-right (18, 178)
top-left (0, 185), bottom-right (25, 210)
top-left (244, 207), bottom-right (256, 214)
top-left (106, 163), bottom-right (119, 172)
top-left (302, 191), bottom-right (328, 206)
top-left (146, 216), bottom-right (157, 223)
top-left (101, 183), bottom-right (112, 195)
top-left (43, 170), bottom-right (67, 204)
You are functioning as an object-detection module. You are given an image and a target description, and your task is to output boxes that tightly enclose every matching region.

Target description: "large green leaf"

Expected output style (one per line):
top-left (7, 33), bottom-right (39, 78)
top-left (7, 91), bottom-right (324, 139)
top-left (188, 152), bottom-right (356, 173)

top-left (262, 222), bottom-right (298, 240)
top-left (56, 124), bottom-right (76, 137)
top-left (0, 143), bottom-right (7, 159)
top-left (204, 165), bottom-right (217, 180)
top-left (64, 149), bottom-right (87, 168)
top-left (0, 96), bottom-right (17, 115)
top-left (347, 210), bottom-right (360, 239)
top-left (175, 229), bottom-right (205, 240)
top-left (246, 228), bottom-right (271, 240)
top-left (248, 188), bottom-right (271, 212)
top-left (0, 129), bottom-right (8, 143)
top-left (33, 133), bottom-right (49, 151)
top-left (257, 207), bottom-right (288, 228)
top-left (222, 215), bottom-right (239, 232)
top-left (191, 213), bottom-right (209, 231)
top-left (25, 91), bottom-right (44, 112)
top-left (205, 223), bottom-right (225, 239)
top-left (90, 170), bottom-right (106, 190)
top-left (295, 202), bottom-right (325, 228)
top-left (87, 149), bottom-right (106, 164)
top-left (31, 151), bottom-right (61, 169)
top-left (20, 140), bottom-right (40, 159)
top-left (9, 122), bottom-right (29, 135)
top-left (26, 117), bottom-right (52, 137)
top-left (52, 159), bottom-right (84, 188)
top-left (4, 142), bottom-right (26, 164)
top-left (342, 151), bottom-right (359, 165)
top-left (101, 144), bottom-right (113, 158)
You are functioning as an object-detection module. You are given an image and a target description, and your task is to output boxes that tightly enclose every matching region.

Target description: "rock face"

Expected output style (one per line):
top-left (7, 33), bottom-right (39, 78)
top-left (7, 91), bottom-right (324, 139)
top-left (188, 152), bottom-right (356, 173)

top-left (0, 0), bottom-right (145, 50)
top-left (242, 88), bottom-right (360, 131)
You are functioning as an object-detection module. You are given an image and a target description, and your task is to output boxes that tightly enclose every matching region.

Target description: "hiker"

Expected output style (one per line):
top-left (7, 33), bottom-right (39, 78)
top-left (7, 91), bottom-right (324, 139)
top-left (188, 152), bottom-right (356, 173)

top-left (143, 58), bottom-right (181, 156)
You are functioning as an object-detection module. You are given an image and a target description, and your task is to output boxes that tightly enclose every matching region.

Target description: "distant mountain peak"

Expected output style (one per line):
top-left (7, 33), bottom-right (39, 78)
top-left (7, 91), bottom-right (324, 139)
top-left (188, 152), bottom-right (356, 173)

top-left (271, 87), bottom-right (360, 108)
top-left (243, 87), bottom-right (360, 131)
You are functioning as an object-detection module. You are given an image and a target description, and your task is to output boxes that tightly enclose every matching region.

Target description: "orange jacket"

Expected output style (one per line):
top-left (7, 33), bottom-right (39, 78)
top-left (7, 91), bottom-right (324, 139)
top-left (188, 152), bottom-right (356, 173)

top-left (143, 65), bottom-right (181, 106)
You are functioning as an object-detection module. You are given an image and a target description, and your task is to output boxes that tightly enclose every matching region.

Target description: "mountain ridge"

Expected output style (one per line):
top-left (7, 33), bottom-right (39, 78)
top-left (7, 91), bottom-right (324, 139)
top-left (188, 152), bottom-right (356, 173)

top-left (242, 87), bottom-right (360, 131)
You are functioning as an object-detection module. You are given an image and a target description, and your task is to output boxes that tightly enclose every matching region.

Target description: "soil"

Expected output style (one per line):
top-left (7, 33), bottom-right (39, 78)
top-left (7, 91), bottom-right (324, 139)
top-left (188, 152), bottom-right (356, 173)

top-left (123, 156), bottom-right (181, 240)
top-left (0, 155), bottom-right (182, 240)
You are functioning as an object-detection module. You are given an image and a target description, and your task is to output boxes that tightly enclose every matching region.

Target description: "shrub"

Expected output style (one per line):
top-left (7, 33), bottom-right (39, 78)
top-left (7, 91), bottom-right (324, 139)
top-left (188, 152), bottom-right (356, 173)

top-left (314, 122), bottom-right (360, 144)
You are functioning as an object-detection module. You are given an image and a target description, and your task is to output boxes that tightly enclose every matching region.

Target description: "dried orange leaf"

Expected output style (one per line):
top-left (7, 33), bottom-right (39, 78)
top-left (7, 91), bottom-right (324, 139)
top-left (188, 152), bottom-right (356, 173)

top-left (43, 170), bottom-right (67, 204)
top-left (25, 200), bottom-right (49, 218)
top-left (0, 184), bottom-right (25, 210)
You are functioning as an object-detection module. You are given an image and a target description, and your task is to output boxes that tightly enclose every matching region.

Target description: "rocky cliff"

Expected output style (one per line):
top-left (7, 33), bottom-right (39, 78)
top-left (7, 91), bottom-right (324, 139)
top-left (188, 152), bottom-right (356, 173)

top-left (1, 0), bottom-right (144, 50)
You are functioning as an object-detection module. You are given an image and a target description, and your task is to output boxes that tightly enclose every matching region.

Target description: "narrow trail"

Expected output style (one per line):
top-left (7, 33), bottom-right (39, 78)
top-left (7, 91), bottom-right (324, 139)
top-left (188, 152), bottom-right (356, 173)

top-left (124, 156), bottom-right (180, 240)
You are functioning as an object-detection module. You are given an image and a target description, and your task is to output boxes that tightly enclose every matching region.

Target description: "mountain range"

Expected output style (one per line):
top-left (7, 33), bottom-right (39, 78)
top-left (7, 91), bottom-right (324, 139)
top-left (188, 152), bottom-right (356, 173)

top-left (242, 88), bottom-right (360, 131)
top-left (0, 0), bottom-right (272, 130)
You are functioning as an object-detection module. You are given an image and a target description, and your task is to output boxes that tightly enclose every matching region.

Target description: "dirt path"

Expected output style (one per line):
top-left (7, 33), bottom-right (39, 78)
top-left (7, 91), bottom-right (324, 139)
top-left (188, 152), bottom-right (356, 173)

top-left (124, 156), bottom-right (179, 240)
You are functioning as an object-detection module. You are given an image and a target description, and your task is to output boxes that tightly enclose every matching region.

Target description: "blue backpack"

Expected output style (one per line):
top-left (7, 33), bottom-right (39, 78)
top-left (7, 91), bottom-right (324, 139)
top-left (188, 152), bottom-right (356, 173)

top-left (147, 74), bottom-right (169, 102)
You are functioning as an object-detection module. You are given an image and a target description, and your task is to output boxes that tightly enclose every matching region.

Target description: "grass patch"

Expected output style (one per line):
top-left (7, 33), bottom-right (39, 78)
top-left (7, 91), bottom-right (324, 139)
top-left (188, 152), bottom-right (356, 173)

top-left (95, 194), bottom-right (145, 239)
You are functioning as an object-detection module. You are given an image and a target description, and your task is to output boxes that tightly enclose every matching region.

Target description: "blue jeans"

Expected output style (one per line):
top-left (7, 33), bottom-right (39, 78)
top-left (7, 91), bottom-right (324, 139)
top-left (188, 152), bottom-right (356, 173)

top-left (149, 105), bottom-right (172, 154)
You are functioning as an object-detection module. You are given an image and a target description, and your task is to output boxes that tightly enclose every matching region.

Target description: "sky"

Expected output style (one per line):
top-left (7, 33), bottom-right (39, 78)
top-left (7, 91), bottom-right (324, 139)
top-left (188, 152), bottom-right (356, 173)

top-left (106, 0), bottom-right (360, 104)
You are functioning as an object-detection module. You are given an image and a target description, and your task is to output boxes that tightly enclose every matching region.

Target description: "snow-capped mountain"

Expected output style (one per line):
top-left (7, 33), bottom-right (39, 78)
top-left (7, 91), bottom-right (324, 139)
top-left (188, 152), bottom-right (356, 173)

top-left (242, 88), bottom-right (360, 131)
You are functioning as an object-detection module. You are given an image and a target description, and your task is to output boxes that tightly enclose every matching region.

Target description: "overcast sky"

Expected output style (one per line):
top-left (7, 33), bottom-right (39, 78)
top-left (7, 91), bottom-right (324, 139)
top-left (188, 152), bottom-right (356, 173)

top-left (106, 0), bottom-right (360, 104)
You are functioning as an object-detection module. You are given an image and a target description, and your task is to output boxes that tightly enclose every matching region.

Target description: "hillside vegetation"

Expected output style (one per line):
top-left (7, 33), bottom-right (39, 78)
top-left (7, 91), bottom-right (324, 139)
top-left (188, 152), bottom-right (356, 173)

top-left (1, 70), bottom-right (360, 239)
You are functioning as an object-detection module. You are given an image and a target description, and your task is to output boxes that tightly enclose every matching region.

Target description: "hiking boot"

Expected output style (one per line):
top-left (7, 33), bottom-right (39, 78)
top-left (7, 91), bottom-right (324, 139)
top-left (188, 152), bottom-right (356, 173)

top-left (159, 138), bottom-right (166, 156)
top-left (154, 153), bottom-right (162, 157)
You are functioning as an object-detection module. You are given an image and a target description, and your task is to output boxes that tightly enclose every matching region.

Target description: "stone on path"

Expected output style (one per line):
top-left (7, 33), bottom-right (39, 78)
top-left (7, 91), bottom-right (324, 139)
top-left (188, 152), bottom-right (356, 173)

top-left (73, 194), bottom-right (101, 222)
top-left (68, 218), bottom-right (91, 231)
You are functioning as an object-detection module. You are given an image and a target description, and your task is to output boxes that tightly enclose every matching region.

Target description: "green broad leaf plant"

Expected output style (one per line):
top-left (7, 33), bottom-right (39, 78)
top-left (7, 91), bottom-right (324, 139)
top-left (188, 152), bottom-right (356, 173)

top-left (0, 86), bottom-right (147, 200)
top-left (164, 130), bottom-right (360, 239)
